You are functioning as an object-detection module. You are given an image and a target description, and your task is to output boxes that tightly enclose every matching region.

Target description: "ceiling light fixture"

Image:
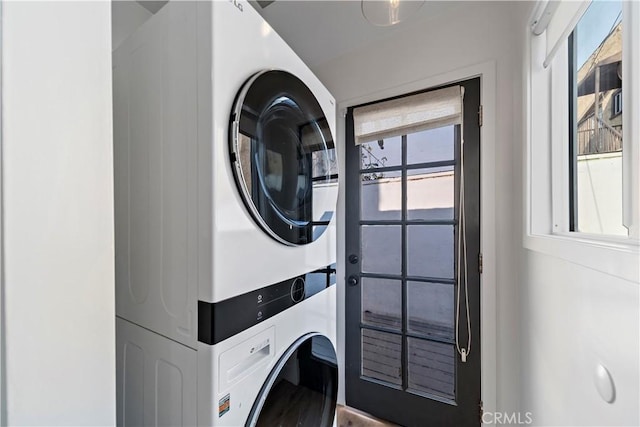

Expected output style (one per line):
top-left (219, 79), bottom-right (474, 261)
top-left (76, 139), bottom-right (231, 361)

top-left (361, 0), bottom-right (425, 27)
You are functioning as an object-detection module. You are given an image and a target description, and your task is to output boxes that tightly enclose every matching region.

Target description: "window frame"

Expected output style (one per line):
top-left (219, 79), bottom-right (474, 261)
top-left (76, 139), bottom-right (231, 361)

top-left (612, 89), bottom-right (622, 118)
top-left (567, 12), bottom-right (625, 236)
top-left (525, 0), bottom-right (639, 283)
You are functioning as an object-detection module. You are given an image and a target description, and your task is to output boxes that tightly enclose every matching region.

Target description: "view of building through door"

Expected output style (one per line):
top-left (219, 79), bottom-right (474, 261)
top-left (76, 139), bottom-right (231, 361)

top-left (345, 78), bottom-right (482, 426)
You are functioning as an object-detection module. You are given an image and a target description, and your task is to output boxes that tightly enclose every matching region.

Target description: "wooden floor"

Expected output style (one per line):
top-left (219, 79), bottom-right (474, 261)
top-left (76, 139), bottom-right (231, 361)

top-left (255, 382), bottom-right (399, 427)
top-left (362, 312), bottom-right (455, 399)
top-left (256, 379), bottom-right (327, 427)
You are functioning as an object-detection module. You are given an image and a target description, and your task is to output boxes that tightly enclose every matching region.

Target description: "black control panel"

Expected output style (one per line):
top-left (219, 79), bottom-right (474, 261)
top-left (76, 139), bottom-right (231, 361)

top-left (198, 264), bottom-right (336, 345)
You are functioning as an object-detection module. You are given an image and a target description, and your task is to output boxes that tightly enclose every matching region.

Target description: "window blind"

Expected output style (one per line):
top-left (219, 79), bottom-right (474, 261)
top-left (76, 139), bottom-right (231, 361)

top-left (534, 0), bottom-right (591, 68)
top-left (352, 85), bottom-right (463, 145)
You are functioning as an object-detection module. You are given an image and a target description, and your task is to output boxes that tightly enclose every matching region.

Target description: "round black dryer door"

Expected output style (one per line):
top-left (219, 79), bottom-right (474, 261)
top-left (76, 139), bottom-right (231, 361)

top-left (230, 70), bottom-right (338, 246)
top-left (246, 334), bottom-right (338, 427)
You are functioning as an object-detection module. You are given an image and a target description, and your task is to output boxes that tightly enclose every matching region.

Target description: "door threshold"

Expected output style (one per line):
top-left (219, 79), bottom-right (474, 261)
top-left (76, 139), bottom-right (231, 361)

top-left (337, 405), bottom-right (399, 427)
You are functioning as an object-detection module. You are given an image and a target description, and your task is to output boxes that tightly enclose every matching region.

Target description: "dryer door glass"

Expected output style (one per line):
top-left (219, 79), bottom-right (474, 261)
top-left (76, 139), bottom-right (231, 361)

top-left (247, 334), bottom-right (338, 427)
top-left (231, 70), bottom-right (338, 246)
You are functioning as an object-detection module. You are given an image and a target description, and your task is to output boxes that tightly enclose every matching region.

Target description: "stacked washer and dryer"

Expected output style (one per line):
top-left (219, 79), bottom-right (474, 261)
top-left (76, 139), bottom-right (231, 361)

top-left (113, 1), bottom-right (339, 425)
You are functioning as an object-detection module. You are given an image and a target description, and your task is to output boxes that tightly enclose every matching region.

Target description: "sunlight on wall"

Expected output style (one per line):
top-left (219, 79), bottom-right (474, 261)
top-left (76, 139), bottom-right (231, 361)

top-left (577, 152), bottom-right (626, 235)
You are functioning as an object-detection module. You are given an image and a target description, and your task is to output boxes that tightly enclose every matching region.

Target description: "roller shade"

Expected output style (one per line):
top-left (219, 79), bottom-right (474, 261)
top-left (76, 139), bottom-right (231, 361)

top-left (534, 0), bottom-right (591, 68)
top-left (353, 85), bottom-right (464, 145)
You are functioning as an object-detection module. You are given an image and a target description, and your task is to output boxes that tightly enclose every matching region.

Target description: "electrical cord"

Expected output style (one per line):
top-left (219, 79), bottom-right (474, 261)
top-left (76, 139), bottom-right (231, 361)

top-left (455, 86), bottom-right (472, 363)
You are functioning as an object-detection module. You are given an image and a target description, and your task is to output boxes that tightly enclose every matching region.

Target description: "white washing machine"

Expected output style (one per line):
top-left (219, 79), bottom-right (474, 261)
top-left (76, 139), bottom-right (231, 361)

top-left (113, 0), bottom-right (339, 425)
top-left (116, 267), bottom-right (337, 426)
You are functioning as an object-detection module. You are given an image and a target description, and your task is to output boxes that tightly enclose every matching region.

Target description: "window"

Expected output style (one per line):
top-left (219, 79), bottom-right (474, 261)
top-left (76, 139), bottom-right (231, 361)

top-left (525, 0), bottom-right (639, 278)
top-left (612, 90), bottom-right (622, 117)
top-left (569, 1), bottom-right (626, 236)
top-left (528, 0), bottom-right (639, 244)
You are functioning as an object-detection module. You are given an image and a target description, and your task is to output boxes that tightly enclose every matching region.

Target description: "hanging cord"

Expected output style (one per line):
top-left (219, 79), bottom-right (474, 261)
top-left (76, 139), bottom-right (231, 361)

top-left (455, 87), bottom-right (472, 363)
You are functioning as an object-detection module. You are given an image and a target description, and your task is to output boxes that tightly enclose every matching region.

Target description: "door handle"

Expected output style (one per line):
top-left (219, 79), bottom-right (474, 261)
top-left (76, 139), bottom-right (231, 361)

top-left (347, 275), bottom-right (359, 286)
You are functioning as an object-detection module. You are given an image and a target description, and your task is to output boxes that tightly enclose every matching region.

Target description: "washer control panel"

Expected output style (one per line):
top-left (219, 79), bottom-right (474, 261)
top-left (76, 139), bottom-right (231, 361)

top-left (198, 264), bottom-right (336, 345)
top-left (290, 277), bottom-right (306, 303)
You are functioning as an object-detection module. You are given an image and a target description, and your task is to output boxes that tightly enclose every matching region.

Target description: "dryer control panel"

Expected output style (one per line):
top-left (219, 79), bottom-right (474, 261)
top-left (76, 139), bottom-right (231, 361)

top-left (198, 264), bottom-right (336, 345)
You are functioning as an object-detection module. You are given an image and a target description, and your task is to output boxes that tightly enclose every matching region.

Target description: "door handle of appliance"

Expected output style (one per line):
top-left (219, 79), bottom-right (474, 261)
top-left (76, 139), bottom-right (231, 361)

top-left (347, 275), bottom-right (359, 286)
top-left (348, 254), bottom-right (359, 264)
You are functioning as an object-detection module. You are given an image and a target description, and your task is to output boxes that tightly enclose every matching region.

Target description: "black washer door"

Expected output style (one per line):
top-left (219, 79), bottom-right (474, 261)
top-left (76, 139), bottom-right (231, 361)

top-left (246, 334), bottom-right (338, 427)
top-left (230, 70), bottom-right (338, 246)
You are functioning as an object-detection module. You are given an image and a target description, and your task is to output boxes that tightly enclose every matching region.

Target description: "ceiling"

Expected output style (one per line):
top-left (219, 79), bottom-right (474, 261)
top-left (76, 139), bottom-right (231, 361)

top-left (112, 1), bottom-right (461, 67)
top-left (136, 0), bottom-right (169, 14)
top-left (250, 1), bottom-right (462, 68)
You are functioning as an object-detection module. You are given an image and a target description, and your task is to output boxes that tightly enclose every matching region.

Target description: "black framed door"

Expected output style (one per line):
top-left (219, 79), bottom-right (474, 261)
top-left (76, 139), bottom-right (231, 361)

top-left (345, 78), bottom-right (481, 426)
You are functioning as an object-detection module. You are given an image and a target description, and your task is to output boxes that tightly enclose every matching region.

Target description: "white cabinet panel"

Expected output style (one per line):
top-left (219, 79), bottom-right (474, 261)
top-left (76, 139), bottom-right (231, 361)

top-left (113, 2), bottom-right (199, 348)
top-left (116, 318), bottom-right (197, 427)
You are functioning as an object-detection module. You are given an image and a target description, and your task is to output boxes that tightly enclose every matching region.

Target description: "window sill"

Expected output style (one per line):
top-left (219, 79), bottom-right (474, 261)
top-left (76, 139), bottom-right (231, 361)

top-left (523, 232), bottom-right (640, 283)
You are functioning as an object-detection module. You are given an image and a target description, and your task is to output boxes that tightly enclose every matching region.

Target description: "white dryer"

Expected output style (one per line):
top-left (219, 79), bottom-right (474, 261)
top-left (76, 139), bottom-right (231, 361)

top-left (113, 0), bottom-right (337, 349)
top-left (113, 0), bottom-right (339, 425)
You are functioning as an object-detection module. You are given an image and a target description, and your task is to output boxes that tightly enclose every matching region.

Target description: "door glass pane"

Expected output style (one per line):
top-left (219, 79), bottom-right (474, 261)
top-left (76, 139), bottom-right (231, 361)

top-left (407, 166), bottom-right (454, 221)
top-left (360, 136), bottom-right (401, 170)
top-left (361, 170), bottom-right (402, 221)
top-left (407, 338), bottom-right (455, 400)
top-left (361, 225), bottom-right (401, 274)
top-left (362, 329), bottom-right (402, 386)
top-left (362, 278), bottom-right (402, 331)
top-left (407, 281), bottom-right (454, 340)
top-left (406, 126), bottom-right (455, 165)
top-left (406, 225), bottom-right (454, 279)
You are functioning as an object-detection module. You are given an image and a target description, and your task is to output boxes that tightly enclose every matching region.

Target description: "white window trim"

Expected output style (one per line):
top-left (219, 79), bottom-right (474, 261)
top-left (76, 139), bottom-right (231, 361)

top-left (524, 1), bottom-right (640, 284)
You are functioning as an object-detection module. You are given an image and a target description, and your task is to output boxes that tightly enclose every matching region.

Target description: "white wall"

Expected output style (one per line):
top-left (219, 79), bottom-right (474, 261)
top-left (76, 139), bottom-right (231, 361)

top-left (520, 251), bottom-right (639, 426)
top-left (313, 0), bottom-right (532, 417)
top-left (1, 2), bottom-right (115, 425)
top-left (518, 7), bottom-right (640, 426)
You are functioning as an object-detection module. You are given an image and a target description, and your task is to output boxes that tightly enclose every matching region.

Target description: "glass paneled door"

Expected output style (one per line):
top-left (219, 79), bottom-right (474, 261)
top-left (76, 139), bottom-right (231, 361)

top-left (345, 78), bottom-right (481, 426)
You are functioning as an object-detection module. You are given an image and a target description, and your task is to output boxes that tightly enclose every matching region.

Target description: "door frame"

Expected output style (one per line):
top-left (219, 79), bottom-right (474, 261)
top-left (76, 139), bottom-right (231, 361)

top-left (0, 0), bottom-right (5, 420)
top-left (336, 60), bottom-right (498, 422)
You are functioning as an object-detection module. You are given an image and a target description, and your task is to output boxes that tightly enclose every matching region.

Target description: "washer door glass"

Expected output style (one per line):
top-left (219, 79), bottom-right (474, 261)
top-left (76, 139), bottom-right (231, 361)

top-left (247, 334), bottom-right (338, 427)
top-left (231, 70), bottom-right (338, 246)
